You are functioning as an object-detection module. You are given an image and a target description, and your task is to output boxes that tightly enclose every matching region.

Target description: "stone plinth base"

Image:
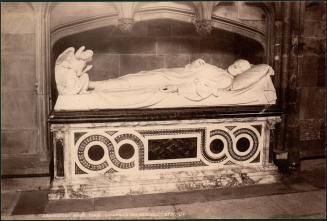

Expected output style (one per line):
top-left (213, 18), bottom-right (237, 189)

top-left (49, 116), bottom-right (281, 200)
top-left (49, 166), bottom-right (279, 200)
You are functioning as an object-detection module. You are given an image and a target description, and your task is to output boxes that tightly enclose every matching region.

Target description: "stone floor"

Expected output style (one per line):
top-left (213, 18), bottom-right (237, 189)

top-left (1, 159), bottom-right (325, 219)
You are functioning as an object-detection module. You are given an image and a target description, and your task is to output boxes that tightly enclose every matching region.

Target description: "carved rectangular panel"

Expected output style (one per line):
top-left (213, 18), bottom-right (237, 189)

top-left (60, 117), bottom-right (281, 177)
top-left (55, 139), bottom-right (64, 177)
top-left (148, 137), bottom-right (197, 160)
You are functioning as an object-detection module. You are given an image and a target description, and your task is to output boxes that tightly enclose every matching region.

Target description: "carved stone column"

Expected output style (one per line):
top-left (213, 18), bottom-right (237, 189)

top-left (31, 3), bottom-right (50, 162)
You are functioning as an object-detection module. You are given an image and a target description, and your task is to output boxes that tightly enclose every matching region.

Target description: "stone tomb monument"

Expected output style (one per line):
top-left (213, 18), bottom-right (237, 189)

top-left (48, 46), bottom-right (281, 200)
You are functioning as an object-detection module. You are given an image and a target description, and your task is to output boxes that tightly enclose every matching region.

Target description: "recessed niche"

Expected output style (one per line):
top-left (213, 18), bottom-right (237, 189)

top-left (51, 19), bottom-right (265, 108)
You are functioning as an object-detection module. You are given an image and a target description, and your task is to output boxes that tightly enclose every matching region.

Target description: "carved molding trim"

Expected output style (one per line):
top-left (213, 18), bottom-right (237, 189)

top-left (50, 14), bottom-right (117, 47)
top-left (211, 16), bottom-right (266, 51)
top-left (114, 2), bottom-right (138, 18)
top-left (51, 9), bottom-right (267, 49)
top-left (243, 2), bottom-right (277, 66)
top-left (28, 3), bottom-right (51, 161)
top-left (266, 117), bottom-right (282, 130)
top-left (49, 2), bottom-right (280, 60)
top-left (192, 2), bottom-right (219, 20)
top-left (54, 131), bottom-right (64, 139)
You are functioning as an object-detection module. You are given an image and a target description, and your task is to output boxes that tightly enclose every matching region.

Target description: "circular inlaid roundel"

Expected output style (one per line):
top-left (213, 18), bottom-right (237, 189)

top-left (236, 137), bottom-right (250, 152)
top-left (228, 128), bottom-right (259, 162)
top-left (202, 129), bottom-right (231, 163)
top-left (77, 135), bottom-right (111, 171)
top-left (210, 139), bottom-right (224, 154)
top-left (88, 145), bottom-right (105, 161)
top-left (118, 143), bottom-right (135, 160)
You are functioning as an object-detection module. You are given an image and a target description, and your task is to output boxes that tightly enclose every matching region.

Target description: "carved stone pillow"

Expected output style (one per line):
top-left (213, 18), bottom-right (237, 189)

top-left (230, 64), bottom-right (271, 91)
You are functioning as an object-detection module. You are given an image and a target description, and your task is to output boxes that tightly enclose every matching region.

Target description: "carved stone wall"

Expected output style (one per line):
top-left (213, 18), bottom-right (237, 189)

top-left (283, 1), bottom-right (325, 164)
top-left (1, 3), bottom-right (49, 175)
top-left (298, 2), bottom-right (325, 158)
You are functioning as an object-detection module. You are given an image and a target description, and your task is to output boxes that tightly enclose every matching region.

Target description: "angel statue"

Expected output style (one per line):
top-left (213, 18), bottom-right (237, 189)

top-left (55, 46), bottom-right (93, 95)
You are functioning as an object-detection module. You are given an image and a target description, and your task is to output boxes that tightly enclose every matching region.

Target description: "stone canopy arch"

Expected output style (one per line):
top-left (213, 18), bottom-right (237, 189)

top-left (36, 1), bottom-right (283, 112)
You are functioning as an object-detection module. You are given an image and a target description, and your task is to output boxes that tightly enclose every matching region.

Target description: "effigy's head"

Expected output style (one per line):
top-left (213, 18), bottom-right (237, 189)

top-left (227, 59), bottom-right (251, 76)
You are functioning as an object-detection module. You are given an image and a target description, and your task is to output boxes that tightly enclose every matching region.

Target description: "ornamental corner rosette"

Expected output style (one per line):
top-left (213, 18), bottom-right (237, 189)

top-left (117, 18), bottom-right (135, 33)
top-left (194, 19), bottom-right (213, 36)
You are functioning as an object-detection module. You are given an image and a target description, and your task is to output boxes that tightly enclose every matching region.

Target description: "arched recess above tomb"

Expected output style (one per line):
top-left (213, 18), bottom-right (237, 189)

top-left (47, 2), bottom-right (281, 109)
top-left (49, 2), bottom-right (275, 58)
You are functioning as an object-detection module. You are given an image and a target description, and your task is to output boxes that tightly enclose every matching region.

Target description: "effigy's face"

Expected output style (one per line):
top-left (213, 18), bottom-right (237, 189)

top-left (227, 63), bottom-right (242, 76)
top-left (227, 60), bottom-right (251, 76)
